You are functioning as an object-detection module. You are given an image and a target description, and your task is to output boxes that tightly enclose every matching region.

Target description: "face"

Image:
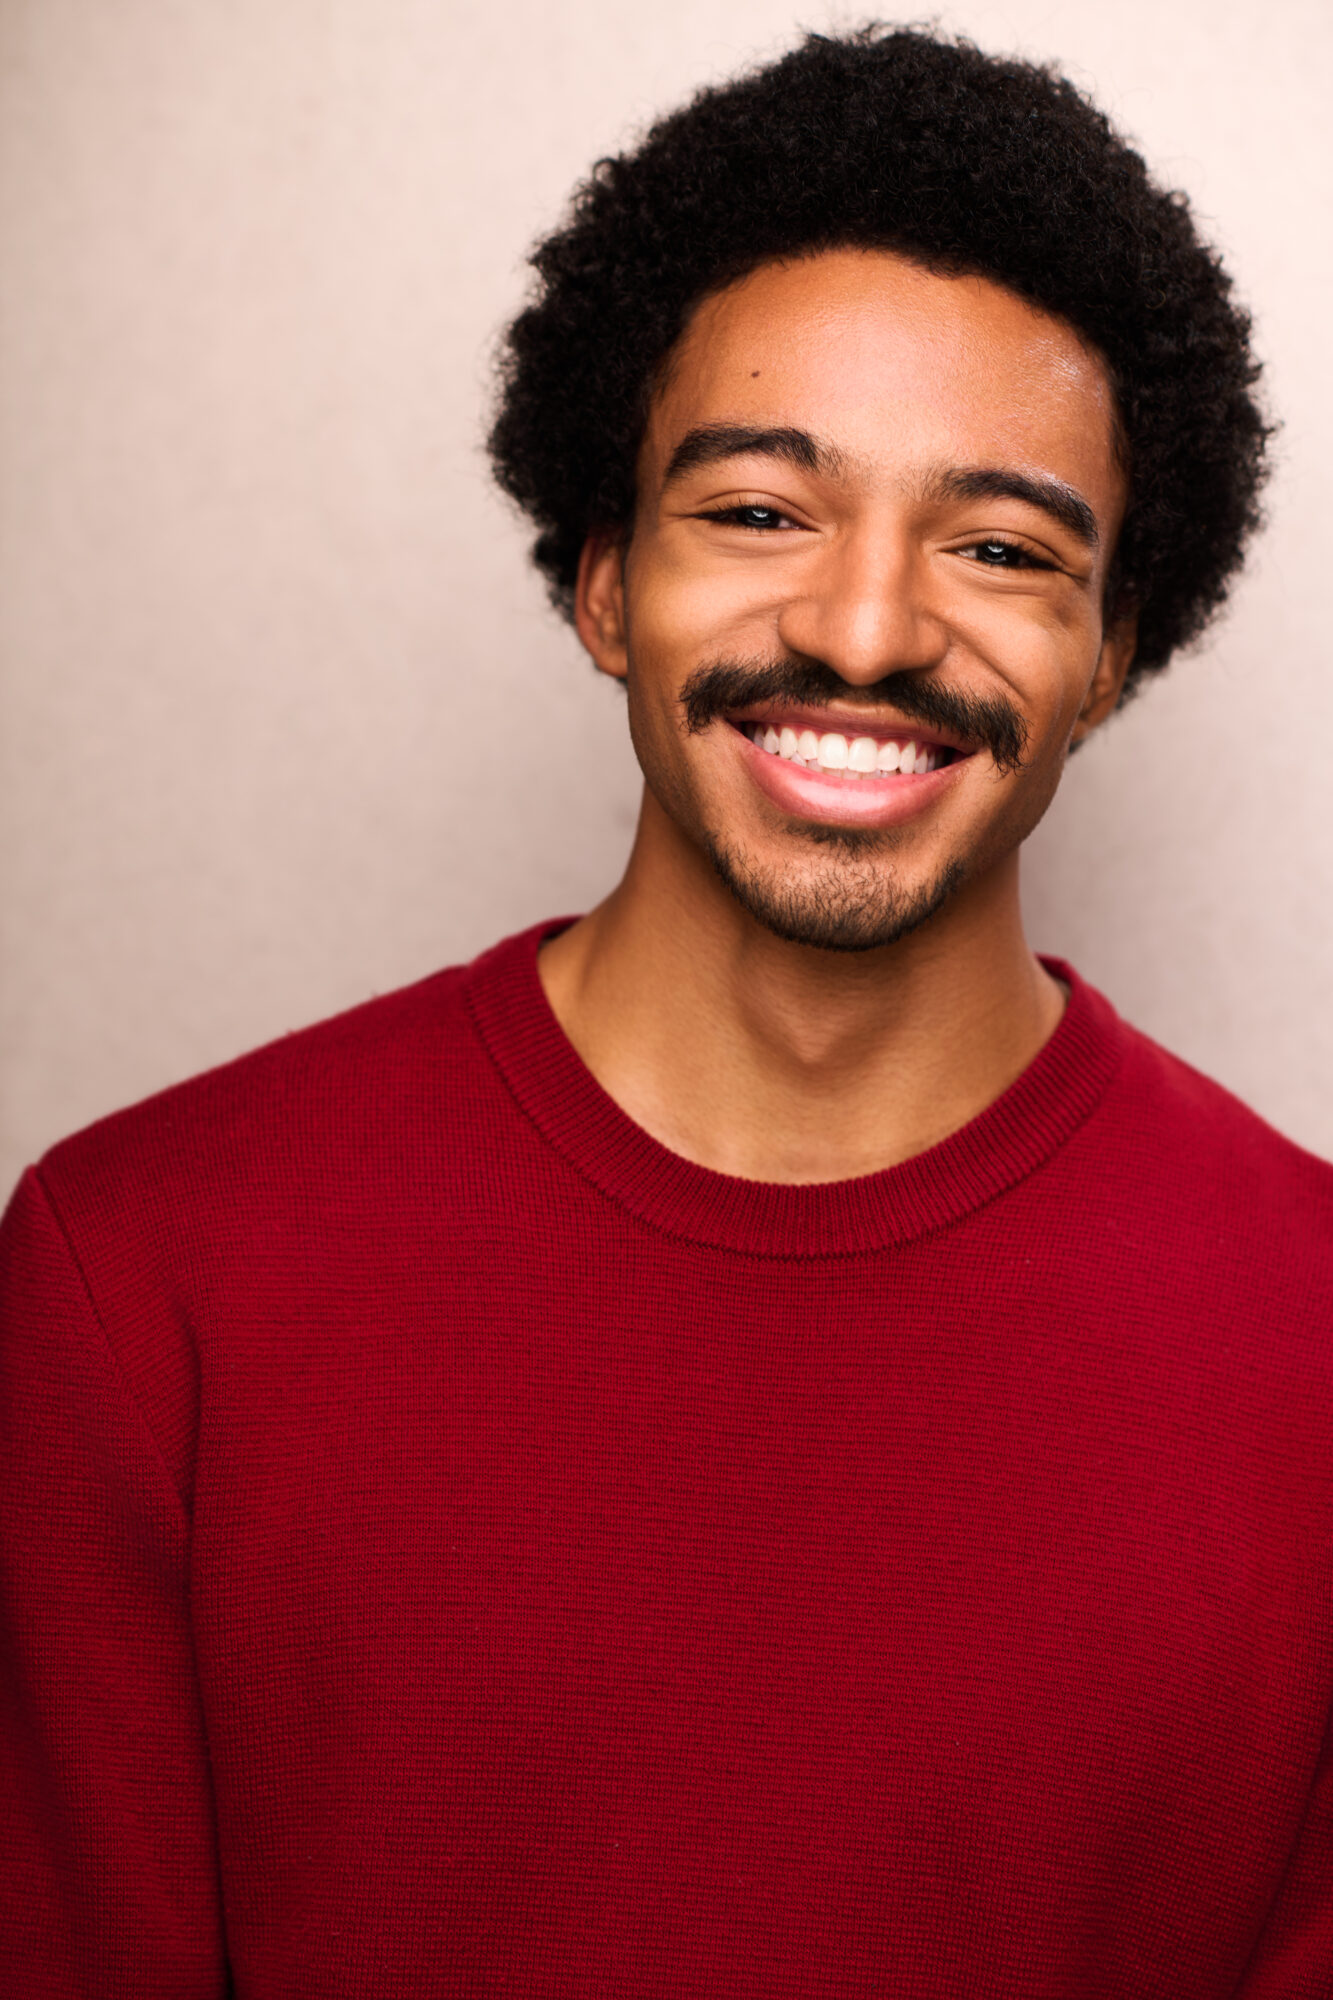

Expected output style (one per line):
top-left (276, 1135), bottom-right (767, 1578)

top-left (577, 247), bottom-right (1134, 952)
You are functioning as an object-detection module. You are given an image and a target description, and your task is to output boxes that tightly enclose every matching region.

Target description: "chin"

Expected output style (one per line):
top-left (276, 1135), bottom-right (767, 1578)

top-left (704, 836), bottom-right (966, 954)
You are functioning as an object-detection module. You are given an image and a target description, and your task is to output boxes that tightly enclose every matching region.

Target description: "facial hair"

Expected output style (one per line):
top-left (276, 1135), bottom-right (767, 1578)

top-left (672, 654), bottom-right (1027, 954)
top-left (701, 824), bottom-right (967, 953)
top-left (679, 655), bottom-right (1029, 772)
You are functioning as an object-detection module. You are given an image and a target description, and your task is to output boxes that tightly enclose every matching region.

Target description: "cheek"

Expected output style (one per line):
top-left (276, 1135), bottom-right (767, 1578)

top-left (951, 590), bottom-right (1104, 731)
top-left (620, 572), bottom-right (703, 796)
top-left (630, 534), bottom-right (791, 664)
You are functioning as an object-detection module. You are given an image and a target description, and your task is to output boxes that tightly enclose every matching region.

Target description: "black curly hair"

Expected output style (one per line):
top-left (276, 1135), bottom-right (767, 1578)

top-left (489, 24), bottom-right (1270, 690)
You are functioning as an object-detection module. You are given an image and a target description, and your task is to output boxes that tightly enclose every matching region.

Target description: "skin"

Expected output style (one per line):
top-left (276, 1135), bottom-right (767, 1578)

top-left (539, 247), bottom-right (1136, 1183)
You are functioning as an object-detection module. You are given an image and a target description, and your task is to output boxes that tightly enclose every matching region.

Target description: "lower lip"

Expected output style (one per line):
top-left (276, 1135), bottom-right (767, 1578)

top-left (733, 727), bottom-right (970, 829)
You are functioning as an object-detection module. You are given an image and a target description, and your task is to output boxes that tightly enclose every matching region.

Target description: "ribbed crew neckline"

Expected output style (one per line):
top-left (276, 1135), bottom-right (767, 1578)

top-left (463, 918), bottom-right (1126, 1259)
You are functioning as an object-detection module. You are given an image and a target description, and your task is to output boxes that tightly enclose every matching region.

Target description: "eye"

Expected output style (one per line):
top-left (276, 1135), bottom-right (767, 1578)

top-left (698, 504), bottom-right (797, 531)
top-left (961, 538), bottom-right (1055, 571)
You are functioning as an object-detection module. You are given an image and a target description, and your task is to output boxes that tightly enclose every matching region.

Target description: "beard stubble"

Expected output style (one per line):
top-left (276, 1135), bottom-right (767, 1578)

top-left (700, 817), bottom-right (968, 954)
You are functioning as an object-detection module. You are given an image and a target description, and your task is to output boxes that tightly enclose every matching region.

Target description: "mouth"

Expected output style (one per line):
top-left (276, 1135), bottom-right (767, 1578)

top-left (732, 714), bottom-right (963, 778)
top-left (722, 703), bottom-right (974, 829)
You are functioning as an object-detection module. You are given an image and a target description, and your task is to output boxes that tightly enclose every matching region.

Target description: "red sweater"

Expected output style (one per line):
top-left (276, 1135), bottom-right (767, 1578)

top-left (2, 918), bottom-right (1332, 1998)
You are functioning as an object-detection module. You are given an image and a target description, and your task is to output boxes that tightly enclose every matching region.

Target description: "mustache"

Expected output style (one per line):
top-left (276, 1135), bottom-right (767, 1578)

top-left (678, 656), bottom-right (1029, 773)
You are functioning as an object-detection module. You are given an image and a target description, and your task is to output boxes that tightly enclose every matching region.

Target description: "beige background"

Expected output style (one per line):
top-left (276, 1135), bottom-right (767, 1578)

top-left (1, 0), bottom-right (1329, 1194)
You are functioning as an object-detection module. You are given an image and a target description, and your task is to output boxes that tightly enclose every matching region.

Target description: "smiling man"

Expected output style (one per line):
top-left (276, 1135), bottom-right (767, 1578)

top-left (3, 25), bottom-right (1333, 2000)
top-left (538, 245), bottom-right (1136, 1184)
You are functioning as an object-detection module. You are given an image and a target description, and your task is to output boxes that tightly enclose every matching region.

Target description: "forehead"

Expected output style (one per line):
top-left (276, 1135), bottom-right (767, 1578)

top-left (642, 247), bottom-right (1123, 512)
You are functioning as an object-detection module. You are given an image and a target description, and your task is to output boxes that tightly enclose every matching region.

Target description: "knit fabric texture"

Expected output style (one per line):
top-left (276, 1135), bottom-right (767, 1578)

top-left (2, 917), bottom-right (1332, 1997)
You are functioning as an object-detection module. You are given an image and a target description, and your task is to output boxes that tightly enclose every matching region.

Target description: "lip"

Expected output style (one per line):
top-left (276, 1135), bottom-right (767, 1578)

top-left (732, 720), bottom-right (971, 829)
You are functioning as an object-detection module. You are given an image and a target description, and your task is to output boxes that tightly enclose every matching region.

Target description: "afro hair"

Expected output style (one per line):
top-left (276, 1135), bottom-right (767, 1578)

top-left (488, 24), bottom-right (1270, 690)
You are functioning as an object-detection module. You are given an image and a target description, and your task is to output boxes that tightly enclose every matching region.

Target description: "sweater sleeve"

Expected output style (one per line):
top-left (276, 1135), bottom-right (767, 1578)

top-left (0, 1171), bottom-right (228, 1997)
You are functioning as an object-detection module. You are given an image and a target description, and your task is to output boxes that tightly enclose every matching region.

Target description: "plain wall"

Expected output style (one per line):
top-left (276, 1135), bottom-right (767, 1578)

top-left (2, 0), bottom-right (1330, 1194)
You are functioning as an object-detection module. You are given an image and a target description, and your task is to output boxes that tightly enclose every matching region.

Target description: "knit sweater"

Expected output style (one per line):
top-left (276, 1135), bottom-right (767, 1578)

top-left (2, 918), bottom-right (1332, 1998)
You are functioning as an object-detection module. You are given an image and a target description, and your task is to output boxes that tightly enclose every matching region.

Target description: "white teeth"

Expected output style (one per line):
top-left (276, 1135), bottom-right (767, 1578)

top-left (745, 721), bottom-right (949, 776)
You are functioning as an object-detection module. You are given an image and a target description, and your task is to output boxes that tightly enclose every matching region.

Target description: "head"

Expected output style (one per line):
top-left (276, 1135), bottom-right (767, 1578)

top-left (490, 26), bottom-right (1269, 953)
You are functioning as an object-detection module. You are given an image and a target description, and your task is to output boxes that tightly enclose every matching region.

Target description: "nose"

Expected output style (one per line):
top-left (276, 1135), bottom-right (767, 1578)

top-left (775, 523), bottom-right (949, 685)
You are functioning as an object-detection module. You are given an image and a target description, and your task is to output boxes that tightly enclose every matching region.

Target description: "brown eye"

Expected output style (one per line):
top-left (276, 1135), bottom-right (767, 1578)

top-left (967, 539), bottom-right (1052, 570)
top-left (701, 505), bottom-right (792, 530)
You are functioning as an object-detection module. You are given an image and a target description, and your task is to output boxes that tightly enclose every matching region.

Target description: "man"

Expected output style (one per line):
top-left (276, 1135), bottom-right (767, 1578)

top-left (2, 24), bottom-right (1329, 1998)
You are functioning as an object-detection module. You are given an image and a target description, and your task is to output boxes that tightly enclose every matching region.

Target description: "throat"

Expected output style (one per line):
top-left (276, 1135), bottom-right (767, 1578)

top-left (539, 891), bottom-right (1063, 1186)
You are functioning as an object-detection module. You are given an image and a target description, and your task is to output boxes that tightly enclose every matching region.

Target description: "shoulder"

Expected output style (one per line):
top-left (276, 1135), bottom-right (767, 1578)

top-left (23, 917), bottom-right (575, 1275)
top-left (6, 940), bottom-right (535, 1504)
top-left (25, 918), bottom-right (572, 1281)
top-left (1116, 1016), bottom-right (1331, 1195)
top-left (36, 957), bottom-right (485, 1213)
top-left (1085, 1006), bottom-right (1333, 1283)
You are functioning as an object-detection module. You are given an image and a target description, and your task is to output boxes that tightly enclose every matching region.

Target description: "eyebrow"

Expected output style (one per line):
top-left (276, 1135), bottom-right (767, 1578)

top-left (929, 466), bottom-right (1100, 550)
top-left (662, 424), bottom-right (846, 486)
top-left (661, 422), bottom-right (1100, 549)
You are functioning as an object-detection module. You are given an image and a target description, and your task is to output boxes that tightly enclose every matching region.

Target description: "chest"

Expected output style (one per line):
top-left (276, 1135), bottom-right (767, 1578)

top-left (187, 1263), bottom-right (1333, 1994)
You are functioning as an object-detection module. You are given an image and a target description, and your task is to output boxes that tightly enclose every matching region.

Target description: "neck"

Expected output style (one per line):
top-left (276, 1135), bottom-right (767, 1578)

top-left (538, 789), bottom-right (1064, 1183)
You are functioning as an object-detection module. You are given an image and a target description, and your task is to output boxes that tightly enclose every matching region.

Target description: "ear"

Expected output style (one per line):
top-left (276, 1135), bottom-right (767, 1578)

top-left (1070, 614), bottom-right (1137, 746)
top-left (573, 532), bottom-right (629, 683)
